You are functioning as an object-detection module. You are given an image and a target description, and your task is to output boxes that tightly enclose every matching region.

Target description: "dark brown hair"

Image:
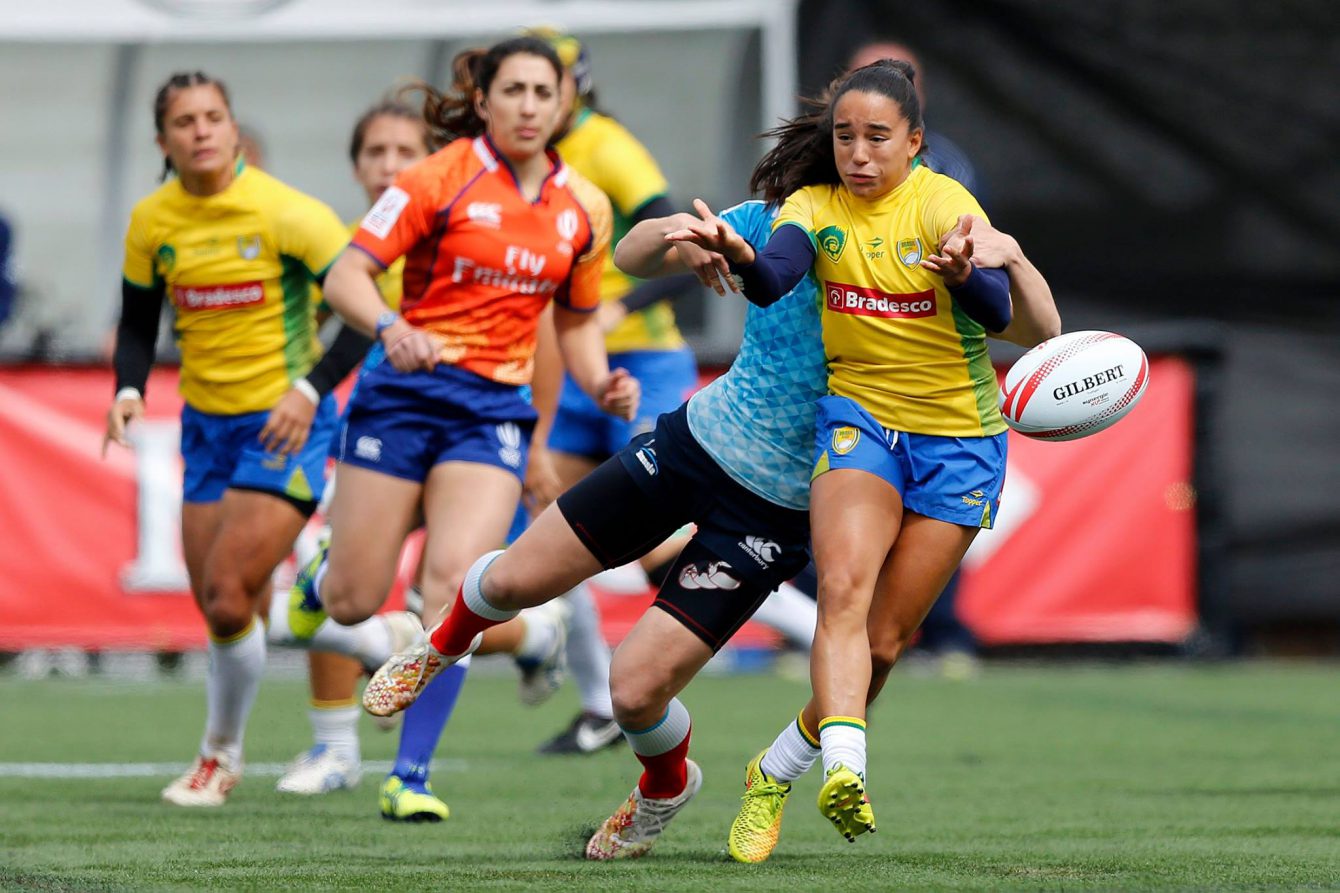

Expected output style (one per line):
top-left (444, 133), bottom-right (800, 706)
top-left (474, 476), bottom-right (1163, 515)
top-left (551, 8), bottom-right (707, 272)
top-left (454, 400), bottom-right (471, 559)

top-left (750, 59), bottom-right (923, 204)
top-left (152, 71), bottom-right (233, 181)
top-left (402, 36), bottom-right (563, 146)
top-left (348, 100), bottom-right (434, 164)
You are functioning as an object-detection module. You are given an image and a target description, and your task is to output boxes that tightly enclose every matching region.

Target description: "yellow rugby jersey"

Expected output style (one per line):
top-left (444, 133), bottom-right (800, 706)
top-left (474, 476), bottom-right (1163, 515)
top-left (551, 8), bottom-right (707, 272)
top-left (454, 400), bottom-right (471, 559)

top-left (122, 164), bottom-right (348, 415)
top-left (556, 108), bottom-right (684, 352)
top-left (775, 165), bottom-right (1005, 437)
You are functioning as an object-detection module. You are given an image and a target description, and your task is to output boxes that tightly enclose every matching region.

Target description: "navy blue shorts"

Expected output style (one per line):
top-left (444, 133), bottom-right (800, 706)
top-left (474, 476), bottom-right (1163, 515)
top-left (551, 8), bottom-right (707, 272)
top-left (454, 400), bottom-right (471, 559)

top-left (335, 361), bottom-right (536, 484)
top-left (556, 403), bottom-right (811, 650)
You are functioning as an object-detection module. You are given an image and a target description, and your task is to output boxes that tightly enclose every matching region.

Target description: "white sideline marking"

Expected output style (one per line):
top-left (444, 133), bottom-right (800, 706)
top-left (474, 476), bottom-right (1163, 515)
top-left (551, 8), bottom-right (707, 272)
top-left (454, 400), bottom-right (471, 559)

top-left (0, 759), bottom-right (466, 779)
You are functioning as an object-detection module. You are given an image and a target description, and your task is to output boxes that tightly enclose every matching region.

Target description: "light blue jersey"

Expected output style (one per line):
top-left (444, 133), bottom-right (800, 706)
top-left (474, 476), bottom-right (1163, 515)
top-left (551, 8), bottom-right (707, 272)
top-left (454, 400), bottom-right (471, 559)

top-left (686, 200), bottom-right (827, 510)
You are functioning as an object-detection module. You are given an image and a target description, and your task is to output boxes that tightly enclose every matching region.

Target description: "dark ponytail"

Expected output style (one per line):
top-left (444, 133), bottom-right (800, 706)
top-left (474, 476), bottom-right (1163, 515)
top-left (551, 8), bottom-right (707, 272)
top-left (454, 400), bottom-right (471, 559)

top-left (402, 36), bottom-right (562, 146)
top-left (152, 71), bottom-right (233, 182)
top-left (751, 58), bottom-right (923, 205)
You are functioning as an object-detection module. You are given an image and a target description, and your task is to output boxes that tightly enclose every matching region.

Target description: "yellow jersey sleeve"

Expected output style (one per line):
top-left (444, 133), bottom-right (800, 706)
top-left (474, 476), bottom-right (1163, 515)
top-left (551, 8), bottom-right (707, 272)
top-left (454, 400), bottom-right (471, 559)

top-left (275, 192), bottom-right (349, 279)
top-left (773, 187), bottom-right (821, 250)
top-left (122, 202), bottom-right (158, 288)
top-left (920, 175), bottom-right (988, 247)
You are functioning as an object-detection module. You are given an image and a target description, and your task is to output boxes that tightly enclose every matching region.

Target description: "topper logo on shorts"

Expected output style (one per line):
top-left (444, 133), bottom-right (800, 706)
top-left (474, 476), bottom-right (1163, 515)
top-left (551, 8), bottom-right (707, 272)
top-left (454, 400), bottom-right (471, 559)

top-left (679, 561), bottom-right (741, 591)
top-left (497, 423), bottom-right (522, 468)
top-left (739, 535), bottom-right (780, 569)
top-left (832, 426), bottom-right (860, 455)
top-left (825, 281), bottom-right (936, 319)
top-left (172, 281), bottom-right (265, 311)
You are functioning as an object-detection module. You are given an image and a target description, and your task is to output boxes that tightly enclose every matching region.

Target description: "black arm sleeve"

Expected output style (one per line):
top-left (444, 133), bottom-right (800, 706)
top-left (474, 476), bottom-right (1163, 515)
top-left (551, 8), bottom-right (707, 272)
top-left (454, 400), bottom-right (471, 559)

top-left (113, 279), bottom-right (165, 396)
top-left (728, 225), bottom-right (817, 308)
top-left (304, 323), bottom-right (373, 397)
top-left (619, 273), bottom-right (700, 314)
top-left (946, 266), bottom-right (1012, 333)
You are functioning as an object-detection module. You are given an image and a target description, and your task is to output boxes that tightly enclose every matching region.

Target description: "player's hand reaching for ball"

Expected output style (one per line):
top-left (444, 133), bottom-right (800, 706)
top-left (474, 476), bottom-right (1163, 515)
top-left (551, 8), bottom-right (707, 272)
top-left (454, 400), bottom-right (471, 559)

top-left (921, 214), bottom-right (975, 287)
top-left (665, 199), bottom-right (756, 268)
top-left (102, 393), bottom-right (145, 457)
top-left (939, 214), bottom-right (1021, 269)
top-left (597, 368), bottom-right (640, 421)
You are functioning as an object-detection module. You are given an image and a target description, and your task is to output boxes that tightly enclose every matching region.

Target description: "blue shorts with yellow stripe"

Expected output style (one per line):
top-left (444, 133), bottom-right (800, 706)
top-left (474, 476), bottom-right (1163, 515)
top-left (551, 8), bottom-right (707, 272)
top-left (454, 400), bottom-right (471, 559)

top-left (180, 395), bottom-right (337, 511)
top-left (811, 395), bottom-right (1006, 529)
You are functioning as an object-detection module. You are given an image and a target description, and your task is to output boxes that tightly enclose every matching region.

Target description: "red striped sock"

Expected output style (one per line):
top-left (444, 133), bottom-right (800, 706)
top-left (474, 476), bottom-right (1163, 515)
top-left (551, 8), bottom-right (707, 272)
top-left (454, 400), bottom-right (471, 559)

top-left (429, 587), bottom-right (497, 656)
top-left (635, 727), bottom-right (691, 800)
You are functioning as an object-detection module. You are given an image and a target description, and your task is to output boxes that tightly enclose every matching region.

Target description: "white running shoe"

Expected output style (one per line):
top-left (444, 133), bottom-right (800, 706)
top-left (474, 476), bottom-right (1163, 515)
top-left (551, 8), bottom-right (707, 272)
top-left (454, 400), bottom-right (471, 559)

top-left (516, 600), bottom-right (571, 707)
top-left (161, 755), bottom-right (241, 807)
top-left (585, 759), bottom-right (702, 860)
top-left (275, 745), bottom-right (362, 795)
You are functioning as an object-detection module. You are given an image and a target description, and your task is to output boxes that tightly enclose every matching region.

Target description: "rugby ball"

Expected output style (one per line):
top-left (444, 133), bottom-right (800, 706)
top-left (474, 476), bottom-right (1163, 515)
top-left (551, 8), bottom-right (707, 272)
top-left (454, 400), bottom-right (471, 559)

top-left (999, 331), bottom-right (1148, 441)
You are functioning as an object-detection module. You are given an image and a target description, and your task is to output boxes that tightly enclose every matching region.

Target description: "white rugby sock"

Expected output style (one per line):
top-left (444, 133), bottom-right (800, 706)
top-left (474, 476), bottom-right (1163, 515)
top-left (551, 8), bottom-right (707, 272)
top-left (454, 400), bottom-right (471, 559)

top-left (759, 712), bottom-right (820, 782)
top-left (563, 583), bottom-right (613, 718)
top-left (201, 618), bottom-right (265, 768)
top-left (307, 616), bottom-right (394, 668)
top-left (516, 607), bottom-right (562, 661)
top-left (750, 581), bottom-right (818, 649)
top-left (309, 703), bottom-right (360, 763)
top-left (818, 717), bottom-right (868, 779)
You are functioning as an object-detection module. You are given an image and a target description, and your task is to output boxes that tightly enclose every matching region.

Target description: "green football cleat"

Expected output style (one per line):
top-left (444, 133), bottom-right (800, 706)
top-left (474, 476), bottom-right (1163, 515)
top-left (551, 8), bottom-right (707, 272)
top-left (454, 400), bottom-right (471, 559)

top-left (379, 774), bottom-right (449, 822)
top-left (727, 750), bottom-right (792, 863)
top-left (287, 546), bottom-right (328, 642)
top-left (817, 765), bottom-right (875, 842)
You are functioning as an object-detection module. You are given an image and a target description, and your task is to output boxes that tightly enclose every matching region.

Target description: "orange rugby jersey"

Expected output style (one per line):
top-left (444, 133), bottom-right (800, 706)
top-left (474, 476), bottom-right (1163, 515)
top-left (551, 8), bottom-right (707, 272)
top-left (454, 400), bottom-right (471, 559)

top-left (351, 135), bottom-right (612, 385)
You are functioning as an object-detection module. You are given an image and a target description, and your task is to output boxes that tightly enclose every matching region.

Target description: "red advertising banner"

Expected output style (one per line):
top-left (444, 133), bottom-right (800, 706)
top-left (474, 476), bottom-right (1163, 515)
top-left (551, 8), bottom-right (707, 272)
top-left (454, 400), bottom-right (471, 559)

top-left (957, 357), bottom-right (1198, 643)
top-left (0, 359), bottom-right (1197, 651)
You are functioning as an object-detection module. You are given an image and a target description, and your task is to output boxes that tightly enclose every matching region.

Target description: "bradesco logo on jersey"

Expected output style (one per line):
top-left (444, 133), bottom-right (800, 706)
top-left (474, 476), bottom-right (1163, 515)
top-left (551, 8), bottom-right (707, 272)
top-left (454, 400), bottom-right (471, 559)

top-left (824, 281), bottom-right (936, 319)
top-left (172, 282), bottom-right (266, 311)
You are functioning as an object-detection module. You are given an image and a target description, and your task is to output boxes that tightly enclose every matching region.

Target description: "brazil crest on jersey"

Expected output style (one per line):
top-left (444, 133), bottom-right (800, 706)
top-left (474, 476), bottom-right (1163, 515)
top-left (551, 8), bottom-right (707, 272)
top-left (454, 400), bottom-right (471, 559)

top-left (686, 201), bottom-right (826, 510)
top-left (122, 163), bottom-right (348, 415)
top-left (775, 165), bottom-right (1006, 437)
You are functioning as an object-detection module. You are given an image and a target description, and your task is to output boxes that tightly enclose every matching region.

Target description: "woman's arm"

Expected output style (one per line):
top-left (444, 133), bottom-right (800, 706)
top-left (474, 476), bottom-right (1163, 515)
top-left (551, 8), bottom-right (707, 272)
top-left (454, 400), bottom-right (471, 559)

top-left (664, 201), bottom-right (813, 307)
top-left (942, 216), bottom-right (1061, 347)
top-left (551, 304), bottom-right (639, 421)
top-left (104, 279), bottom-right (164, 454)
top-left (323, 247), bottom-right (437, 372)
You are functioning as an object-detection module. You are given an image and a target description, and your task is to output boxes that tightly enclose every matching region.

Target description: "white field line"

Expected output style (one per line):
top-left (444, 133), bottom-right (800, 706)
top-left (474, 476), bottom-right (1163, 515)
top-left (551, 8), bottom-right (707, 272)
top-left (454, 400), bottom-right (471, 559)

top-left (0, 759), bottom-right (466, 778)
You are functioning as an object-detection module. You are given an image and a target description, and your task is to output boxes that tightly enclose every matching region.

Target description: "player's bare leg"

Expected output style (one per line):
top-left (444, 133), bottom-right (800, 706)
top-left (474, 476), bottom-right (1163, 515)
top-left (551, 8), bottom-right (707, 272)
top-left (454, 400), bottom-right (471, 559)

top-left (585, 607), bottom-right (709, 860)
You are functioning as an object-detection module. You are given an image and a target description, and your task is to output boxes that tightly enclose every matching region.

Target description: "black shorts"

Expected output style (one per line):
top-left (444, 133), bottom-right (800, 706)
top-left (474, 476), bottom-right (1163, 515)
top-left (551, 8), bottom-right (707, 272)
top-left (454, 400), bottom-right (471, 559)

top-left (557, 404), bottom-right (811, 651)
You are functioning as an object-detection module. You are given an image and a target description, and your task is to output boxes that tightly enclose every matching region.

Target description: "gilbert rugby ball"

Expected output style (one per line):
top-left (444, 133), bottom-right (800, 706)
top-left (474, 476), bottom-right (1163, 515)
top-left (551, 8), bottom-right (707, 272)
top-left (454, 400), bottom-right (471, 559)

top-left (999, 331), bottom-right (1149, 441)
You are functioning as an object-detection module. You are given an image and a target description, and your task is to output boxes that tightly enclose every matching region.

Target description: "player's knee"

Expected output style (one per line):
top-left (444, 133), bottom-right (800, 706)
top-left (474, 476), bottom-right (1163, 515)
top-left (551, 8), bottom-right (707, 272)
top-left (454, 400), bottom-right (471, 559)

top-left (869, 626), bottom-right (915, 679)
top-left (201, 578), bottom-right (253, 639)
top-left (609, 676), bottom-right (666, 729)
top-left (479, 555), bottom-right (532, 612)
top-left (320, 573), bottom-right (374, 626)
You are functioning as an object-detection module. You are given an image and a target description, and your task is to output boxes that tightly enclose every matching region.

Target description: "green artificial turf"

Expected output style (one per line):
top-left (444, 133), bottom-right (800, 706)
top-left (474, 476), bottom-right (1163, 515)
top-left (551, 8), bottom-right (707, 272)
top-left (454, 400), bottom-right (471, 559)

top-left (1, 663), bottom-right (1336, 891)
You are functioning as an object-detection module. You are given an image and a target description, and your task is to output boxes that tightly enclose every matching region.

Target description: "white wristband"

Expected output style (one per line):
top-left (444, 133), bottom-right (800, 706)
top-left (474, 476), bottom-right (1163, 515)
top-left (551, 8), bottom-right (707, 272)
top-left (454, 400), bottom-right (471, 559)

top-left (292, 378), bottom-right (320, 406)
top-left (114, 387), bottom-right (142, 403)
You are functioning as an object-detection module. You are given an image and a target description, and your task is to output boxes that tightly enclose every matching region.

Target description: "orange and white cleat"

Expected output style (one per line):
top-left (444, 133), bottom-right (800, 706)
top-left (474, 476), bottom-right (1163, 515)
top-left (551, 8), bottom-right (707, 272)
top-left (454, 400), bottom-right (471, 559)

top-left (362, 630), bottom-right (479, 718)
top-left (585, 760), bottom-right (702, 860)
top-left (161, 755), bottom-right (240, 807)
